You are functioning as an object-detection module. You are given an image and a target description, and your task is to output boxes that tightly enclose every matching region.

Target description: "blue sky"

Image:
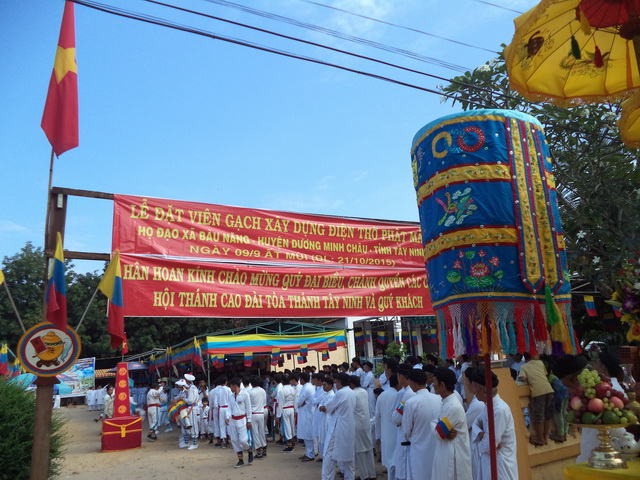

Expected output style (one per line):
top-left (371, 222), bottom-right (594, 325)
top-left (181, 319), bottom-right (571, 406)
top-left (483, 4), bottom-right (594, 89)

top-left (1, 0), bottom-right (536, 273)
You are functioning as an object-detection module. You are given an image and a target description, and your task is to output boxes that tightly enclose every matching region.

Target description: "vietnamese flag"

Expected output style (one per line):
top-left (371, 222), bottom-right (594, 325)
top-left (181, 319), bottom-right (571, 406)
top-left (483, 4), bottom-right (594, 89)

top-left (41, 1), bottom-right (78, 156)
top-left (46, 232), bottom-right (67, 330)
top-left (98, 250), bottom-right (128, 353)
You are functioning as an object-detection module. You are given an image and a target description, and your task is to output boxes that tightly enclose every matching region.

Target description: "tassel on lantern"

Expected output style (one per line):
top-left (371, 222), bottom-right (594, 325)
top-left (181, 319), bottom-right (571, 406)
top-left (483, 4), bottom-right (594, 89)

top-left (508, 321), bottom-right (517, 355)
top-left (533, 300), bottom-right (549, 342)
top-left (579, 10), bottom-right (592, 35)
top-left (499, 318), bottom-right (509, 354)
top-left (571, 35), bottom-right (582, 59)
top-left (491, 318), bottom-right (501, 354)
top-left (471, 319), bottom-right (479, 355)
top-left (594, 45), bottom-right (603, 67)
top-left (463, 318), bottom-right (472, 353)
top-left (446, 320), bottom-right (454, 359)
top-left (480, 321), bottom-right (489, 355)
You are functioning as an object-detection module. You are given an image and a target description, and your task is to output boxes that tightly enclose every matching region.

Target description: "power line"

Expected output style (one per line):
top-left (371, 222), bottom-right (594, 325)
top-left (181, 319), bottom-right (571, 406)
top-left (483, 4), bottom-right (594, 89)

top-left (469, 0), bottom-right (523, 14)
top-left (139, 0), bottom-right (520, 104)
top-left (296, 0), bottom-right (498, 54)
top-left (69, 0), bottom-right (621, 143)
top-left (70, 0), bottom-right (467, 101)
top-left (199, 0), bottom-right (470, 72)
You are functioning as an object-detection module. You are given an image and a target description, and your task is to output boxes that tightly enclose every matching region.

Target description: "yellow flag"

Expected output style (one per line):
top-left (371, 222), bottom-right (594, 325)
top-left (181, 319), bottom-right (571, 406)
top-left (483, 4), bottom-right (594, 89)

top-left (0, 270), bottom-right (4, 285)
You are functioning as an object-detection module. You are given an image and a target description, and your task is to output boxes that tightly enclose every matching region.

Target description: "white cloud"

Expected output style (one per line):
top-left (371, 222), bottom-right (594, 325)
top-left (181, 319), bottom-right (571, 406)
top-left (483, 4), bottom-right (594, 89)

top-left (0, 220), bottom-right (30, 235)
top-left (354, 171), bottom-right (368, 182)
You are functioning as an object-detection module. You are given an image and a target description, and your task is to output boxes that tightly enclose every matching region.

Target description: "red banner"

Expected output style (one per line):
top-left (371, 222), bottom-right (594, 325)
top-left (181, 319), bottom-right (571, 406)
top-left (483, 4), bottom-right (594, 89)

top-left (113, 195), bottom-right (425, 269)
top-left (120, 254), bottom-right (432, 317)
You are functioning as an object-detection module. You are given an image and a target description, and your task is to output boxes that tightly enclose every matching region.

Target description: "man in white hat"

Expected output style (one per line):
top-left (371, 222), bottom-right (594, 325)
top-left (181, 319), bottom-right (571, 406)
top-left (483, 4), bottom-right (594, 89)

top-left (183, 374), bottom-right (201, 450)
top-left (174, 379), bottom-right (190, 449)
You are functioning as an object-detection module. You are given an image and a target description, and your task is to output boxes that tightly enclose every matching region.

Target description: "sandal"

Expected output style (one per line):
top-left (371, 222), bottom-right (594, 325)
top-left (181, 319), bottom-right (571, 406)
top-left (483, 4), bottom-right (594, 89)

top-left (529, 438), bottom-right (544, 447)
top-left (549, 434), bottom-right (564, 443)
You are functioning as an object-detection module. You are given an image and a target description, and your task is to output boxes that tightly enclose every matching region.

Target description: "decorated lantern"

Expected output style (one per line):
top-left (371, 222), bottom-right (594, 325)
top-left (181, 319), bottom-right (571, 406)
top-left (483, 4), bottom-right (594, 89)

top-left (411, 109), bottom-right (577, 358)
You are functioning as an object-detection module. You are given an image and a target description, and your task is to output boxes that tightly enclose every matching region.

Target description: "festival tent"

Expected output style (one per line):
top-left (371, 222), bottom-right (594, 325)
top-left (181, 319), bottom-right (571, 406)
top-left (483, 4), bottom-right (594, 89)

top-left (149, 321), bottom-right (347, 373)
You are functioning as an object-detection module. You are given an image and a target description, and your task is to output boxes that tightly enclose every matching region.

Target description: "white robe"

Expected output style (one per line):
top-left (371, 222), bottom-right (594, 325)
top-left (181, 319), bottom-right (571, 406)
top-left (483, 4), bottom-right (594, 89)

top-left (474, 395), bottom-right (518, 480)
top-left (375, 387), bottom-right (399, 469)
top-left (323, 386), bottom-right (356, 462)
top-left (352, 387), bottom-right (372, 452)
top-left (465, 396), bottom-right (484, 480)
top-left (379, 372), bottom-right (389, 391)
top-left (392, 386), bottom-right (416, 480)
top-left (402, 388), bottom-right (441, 480)
top-left (312, 387), bottom-right (326, 439)
top-left (431, 393), bottom-right (472, 480)
top-left (296, 382), bottom-right (315, 441)
top-left (361, 371), bottom-right (376, 415)
top-left (317, 389), bottom-right (335, 453)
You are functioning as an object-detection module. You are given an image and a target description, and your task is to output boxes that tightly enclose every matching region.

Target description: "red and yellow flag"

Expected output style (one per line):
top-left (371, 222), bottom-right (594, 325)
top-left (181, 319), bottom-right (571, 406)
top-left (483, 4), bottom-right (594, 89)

top-left (41, 1), bottom-right (78, 156)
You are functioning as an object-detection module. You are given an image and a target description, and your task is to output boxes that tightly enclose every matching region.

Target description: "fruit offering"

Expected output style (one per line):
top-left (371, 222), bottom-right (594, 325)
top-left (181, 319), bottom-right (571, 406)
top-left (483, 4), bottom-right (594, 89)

top-left (566, 369), bottom-right (638, 425)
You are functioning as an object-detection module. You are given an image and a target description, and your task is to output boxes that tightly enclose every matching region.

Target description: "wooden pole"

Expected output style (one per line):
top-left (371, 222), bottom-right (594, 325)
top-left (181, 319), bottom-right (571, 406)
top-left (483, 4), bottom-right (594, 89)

top-left (30, 148), bottom-right (57, 480)
top-left (483, 315), bottom-right (498, 480)
top-left (29, 376), bottom-right (59, 480)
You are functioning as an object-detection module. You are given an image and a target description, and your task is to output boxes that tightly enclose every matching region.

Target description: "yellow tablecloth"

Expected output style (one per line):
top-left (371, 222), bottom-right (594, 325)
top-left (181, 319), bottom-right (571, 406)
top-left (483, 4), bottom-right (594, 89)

top-left (564, 461), bottom-right (640, 480)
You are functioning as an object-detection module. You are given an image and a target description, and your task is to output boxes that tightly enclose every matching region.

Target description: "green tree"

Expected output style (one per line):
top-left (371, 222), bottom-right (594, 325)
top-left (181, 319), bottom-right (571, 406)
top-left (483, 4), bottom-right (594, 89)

top-left (0, 243), bottom-right (48, 345)
top-left (0, 382), bottom-right (66, 479)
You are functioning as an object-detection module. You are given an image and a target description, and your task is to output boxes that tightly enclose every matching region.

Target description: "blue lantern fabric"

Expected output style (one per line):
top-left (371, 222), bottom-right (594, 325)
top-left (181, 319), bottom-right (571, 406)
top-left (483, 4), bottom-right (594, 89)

top-left (411, 109), bottom-right (576, 358)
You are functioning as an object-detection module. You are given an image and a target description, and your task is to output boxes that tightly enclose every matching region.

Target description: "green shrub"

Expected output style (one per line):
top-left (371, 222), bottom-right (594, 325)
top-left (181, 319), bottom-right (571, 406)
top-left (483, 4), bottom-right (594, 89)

top-left (0, 381), bottom-right (66, 479)
top-left (384, 341), bottom-right (407, 360)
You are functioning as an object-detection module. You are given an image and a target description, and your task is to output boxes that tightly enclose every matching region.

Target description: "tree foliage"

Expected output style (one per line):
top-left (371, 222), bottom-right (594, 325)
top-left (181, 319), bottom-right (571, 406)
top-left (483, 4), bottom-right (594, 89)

top-left (0, 382), bottom-right (66, 479)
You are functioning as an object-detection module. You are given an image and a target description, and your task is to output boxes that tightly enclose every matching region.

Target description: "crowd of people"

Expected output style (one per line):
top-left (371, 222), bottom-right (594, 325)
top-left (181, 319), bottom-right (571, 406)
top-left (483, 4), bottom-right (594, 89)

top-left (85, 348), bottom-right (639, 479)
top-left (109, 356), bottom-right (517, 480)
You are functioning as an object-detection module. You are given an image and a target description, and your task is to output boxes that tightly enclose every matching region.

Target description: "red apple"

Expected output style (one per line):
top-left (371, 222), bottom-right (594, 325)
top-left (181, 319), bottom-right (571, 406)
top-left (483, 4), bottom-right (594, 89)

top-left (588, 398), bottom-right (605, 414)
top-left (609, 396), bottom-right (624, 410)
top-left (594, 382), bottom-right (612, 399)
top-left (570, 396), bottom-right (584, 411)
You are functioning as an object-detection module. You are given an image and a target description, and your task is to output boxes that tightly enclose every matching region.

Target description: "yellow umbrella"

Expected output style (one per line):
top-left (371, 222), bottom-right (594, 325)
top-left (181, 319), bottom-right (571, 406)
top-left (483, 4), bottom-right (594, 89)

top-left (618, 93), bottom-right (640, 147)
top-left (505, 0), bottom-right (640, 106)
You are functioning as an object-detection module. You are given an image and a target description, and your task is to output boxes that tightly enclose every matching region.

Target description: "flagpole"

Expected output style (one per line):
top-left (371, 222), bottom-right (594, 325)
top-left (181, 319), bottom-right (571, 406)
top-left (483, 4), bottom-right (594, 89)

top-left (3, 282), bottom-right (26, 333)
top-left (76, 286), bottom-right (99, 330)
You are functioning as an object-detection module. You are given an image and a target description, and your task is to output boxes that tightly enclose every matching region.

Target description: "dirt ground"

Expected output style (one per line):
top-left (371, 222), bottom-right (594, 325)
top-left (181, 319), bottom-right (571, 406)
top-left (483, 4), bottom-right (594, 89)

top-left (56, 405), bottom-right (386, 480)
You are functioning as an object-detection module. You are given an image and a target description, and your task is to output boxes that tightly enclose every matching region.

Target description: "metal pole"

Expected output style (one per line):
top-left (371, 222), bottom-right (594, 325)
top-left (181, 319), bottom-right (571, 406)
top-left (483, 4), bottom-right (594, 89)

top-left (3, 282), bottom-right (26, 333)
top-left (76, 286), bottom-right (99, 330)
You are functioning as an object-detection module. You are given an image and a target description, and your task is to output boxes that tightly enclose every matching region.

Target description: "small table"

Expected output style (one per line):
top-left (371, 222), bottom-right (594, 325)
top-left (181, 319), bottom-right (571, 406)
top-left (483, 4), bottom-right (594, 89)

top-left (564, 461), bottom-right (640, 480)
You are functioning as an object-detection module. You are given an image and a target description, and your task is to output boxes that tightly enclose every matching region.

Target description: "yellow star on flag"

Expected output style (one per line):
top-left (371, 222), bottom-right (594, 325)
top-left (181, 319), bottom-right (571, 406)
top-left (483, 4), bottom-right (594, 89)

top-left (53, 46), bottom-right (77, 83)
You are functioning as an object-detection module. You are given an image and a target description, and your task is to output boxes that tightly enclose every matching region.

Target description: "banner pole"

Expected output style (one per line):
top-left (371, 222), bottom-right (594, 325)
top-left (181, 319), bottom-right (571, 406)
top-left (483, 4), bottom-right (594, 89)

top-left (76, 286), bottom-right (99, 330)
top-left (30, 148), bottom-right (57, 480)
top-left (484, 314), bottom-right (498, 480)
top-left (3, 282), bottom-right (26, 333)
